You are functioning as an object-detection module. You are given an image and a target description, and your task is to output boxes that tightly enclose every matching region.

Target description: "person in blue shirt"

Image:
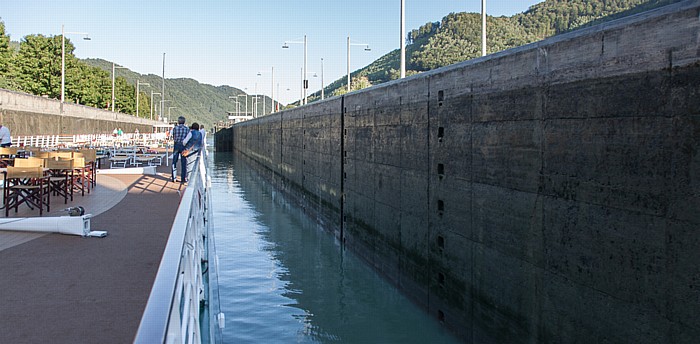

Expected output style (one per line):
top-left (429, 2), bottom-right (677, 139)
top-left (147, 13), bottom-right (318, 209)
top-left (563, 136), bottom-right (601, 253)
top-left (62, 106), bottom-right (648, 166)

top-left (183, 122), bottom-right (203, 183)
top-left (185, 122), bottom-right (203, 154)
top-left (171, 116), bottom-right (190, 183)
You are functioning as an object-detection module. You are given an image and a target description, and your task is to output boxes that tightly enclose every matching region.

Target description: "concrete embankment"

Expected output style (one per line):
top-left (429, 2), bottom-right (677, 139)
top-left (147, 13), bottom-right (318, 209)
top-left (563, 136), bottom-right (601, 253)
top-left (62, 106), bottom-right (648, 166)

top-left (0, 88), bottom-right (159, 135)
top-left (217, 1), bottom-right (700, 342)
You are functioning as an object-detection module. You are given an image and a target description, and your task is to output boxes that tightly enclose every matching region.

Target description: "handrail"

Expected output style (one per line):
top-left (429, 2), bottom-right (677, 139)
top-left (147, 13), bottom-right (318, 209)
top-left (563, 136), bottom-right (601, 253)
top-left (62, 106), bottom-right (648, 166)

top-left (134, 150), bottom-right (221, 343)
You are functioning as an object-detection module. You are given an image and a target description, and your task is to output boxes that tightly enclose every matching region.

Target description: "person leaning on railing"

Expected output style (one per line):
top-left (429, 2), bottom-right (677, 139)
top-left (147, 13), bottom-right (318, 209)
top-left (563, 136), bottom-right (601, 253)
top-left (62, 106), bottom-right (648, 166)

top-left (171, 116), bottom-right (190, 183)
top-left (183, 123), bottom-right (203, 183)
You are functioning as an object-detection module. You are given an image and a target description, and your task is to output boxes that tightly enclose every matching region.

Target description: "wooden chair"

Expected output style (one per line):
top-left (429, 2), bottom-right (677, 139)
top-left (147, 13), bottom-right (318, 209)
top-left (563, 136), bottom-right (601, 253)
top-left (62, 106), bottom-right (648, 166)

top-left (66, 156), bottom-right (90, 196)
top-left (4, 166), bottom-right (50, 217)
top-left (76, 149), bottom-right (97, 187)
top-left (45, 158), bottom-right (74, 204)
top-left (13, 157), bottom-right (45, 168)
top-left (32, 151), bottom-right (50, 159)
top-left (49, 151), bottom-right (73, 159)
top-left (0, 147), bottom-right (15, 167)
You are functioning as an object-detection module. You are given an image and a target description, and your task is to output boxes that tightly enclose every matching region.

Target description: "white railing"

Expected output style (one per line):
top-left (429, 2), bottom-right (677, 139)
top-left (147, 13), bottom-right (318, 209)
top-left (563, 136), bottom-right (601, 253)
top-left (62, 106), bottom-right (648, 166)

top-left (134, 150), bottom-right (223, 344)
top-left (13, 133), bottom-right (168, 149)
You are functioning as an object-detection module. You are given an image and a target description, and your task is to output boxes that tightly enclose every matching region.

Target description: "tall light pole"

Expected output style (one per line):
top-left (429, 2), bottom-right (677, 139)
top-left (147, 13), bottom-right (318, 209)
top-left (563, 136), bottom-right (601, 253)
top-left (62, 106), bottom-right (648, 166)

top-left (481, 0), bottom-right (487, 56)
top-left (168, 106), bottom-right (177, 117)
top-left (320, 58), bottom-right (324, 100)
top-left (283, 35), bottom-right (308, 104)
top-left (61, 25), bottom-right (90, 107)
top-left (271, 67), bottom-right (274, 113)
top-left (150, 91), bottom-right (161, 120)
top-left (347, 36), bottom-right (371, 92)
top-left (136, 80), bottom-right (150, 118)
top-left (236, 95), bottom-right (248, 116)
top-left (111, 63), bottom-right (128, 112)
top-left (400, 0), bottom-right (406, 78)
top-left (228, 97), bottom-right (241, 116)
top-left (159, 100), bottom-right (171, 121)
top-left (256, 68), bottom-right (274, 116)
top-left (254, 83), bottom-right (258, 118)
top-left (161, 53), bottom-right (166, 124)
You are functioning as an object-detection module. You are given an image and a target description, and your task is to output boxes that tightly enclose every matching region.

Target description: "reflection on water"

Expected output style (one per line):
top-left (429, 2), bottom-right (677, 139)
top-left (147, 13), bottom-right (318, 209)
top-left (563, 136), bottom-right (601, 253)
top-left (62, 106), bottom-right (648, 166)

top-left (210, 151), bottom-right (459, 343)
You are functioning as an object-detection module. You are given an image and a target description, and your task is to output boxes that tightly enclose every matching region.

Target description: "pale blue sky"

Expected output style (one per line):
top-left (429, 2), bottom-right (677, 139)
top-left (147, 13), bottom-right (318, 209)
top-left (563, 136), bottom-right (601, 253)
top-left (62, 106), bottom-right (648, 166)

top-left (2, 0), bottom-right (542, 104)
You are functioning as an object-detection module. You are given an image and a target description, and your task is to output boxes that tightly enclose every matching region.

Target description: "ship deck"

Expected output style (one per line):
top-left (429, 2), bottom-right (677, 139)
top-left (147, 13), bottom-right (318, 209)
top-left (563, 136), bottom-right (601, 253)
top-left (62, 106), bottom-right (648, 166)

top-left (0, 164), bottom-right (186, 343)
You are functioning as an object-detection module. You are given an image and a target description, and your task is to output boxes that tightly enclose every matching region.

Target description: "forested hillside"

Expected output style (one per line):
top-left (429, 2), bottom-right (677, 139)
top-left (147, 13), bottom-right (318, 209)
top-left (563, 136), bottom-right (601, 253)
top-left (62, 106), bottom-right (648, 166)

top-left (313, 0), bottom-right (682, 102)
top-left (83, 58), bottom-right (276, 128)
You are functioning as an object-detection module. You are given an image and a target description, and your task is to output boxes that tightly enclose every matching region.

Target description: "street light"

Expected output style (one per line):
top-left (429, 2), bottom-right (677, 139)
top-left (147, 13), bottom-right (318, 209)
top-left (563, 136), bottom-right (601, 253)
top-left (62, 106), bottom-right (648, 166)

top-left (159, 100), bottom-right (171, 121)
top-left (228, 96), bottom-right (242, 116)
top-left (112, 63), bottom-right (128, 112)
top-left (168, 107), bottom-right (177, 117)
top-left (136, 80), bottom-right (150, 117)
top-left (347, 36), bottom-right (371, 92)
top-left (236, 94), bottom-right (249, 117)
top-left (150, 91), bottom-right (161, 121)
top-left (61, 25), bottom-right (90, 107)
top-left (400, 0), bottom-right (405, 78)
top-left (482, 0), bottom-right (487, 56)
top-left (283, 35), bottom-right (308, 105)
top-left (257, 67), bottom-right (275, 114)
top-left (320, 58), bottom-right (324, 100)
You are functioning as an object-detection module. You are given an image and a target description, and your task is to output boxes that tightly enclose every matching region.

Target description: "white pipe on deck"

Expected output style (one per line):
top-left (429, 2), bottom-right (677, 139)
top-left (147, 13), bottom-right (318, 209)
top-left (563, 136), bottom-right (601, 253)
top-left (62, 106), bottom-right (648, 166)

top-left (0, 215), bottom-right (92, 236)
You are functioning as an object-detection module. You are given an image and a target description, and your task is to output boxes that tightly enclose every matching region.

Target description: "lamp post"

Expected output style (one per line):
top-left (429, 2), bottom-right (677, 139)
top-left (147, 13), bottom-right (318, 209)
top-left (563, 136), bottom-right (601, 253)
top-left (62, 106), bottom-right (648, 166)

top-left (481, 0), bottom-right (487, 56)
top-left (283, 35), bottom-right (308, 105)
top-left (136, 80), bottom-right (150, 118)
top-left (111, 63), bottom-right (128, 112)
top-left (236, 95), bottom-right (248, 117)
top-left (159, 100), bottom-right (171, 121)
top-left (150, 91), bottom-right (161, 121)
top-left (161, 53), bottom-right (166, 125)
top-left (168, 107), bottom-right (177, 117)
top-left (320, 58), bottom-right (324, 100)
top-left (400, 0), bottom-right (406, 78)
top-left (61, 25), bottom-right (90, 107)
top-left (256, 67), bottom-right (276, 115)
top-left (347, 36), bottom-right (371, 92)
top-left (228, 97), bottom-right (241, 117)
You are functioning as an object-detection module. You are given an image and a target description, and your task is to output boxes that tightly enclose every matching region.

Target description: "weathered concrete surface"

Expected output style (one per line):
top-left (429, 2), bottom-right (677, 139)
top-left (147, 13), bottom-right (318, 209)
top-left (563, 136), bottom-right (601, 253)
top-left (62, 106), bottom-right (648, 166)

top-left (0, 88), bottom-right (160, 135)
top-left (217, 1), bottom-right (700, 342)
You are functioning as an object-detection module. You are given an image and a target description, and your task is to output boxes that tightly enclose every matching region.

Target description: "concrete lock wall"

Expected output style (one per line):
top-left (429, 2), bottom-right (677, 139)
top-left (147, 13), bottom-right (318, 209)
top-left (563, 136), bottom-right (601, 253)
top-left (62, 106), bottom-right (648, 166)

top-left (219, 1), bottom-right (700, 342)
top-left (0, 88), bottom-right (160, 136)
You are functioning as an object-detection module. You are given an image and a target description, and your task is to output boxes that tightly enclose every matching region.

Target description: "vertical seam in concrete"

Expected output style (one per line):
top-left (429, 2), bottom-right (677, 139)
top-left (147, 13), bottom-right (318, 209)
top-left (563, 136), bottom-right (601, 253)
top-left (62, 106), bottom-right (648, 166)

top-left (340, 96), bottom-right (346, 242)
top-left (469, 82), bottom-right (475, 344)
top-left (537, 76), bottom-right (547, 343)
top-left (425, 80), bottom-right (432, 318)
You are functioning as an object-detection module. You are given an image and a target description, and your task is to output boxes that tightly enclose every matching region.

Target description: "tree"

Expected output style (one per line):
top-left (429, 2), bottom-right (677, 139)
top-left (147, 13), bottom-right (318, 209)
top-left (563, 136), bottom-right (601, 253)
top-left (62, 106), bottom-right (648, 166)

top-left (0, 19), bottom-right (16, 89)
top-left (13, 34), bottom-right (62, 98)
top-left (0, 19), bottom-right (12, 75)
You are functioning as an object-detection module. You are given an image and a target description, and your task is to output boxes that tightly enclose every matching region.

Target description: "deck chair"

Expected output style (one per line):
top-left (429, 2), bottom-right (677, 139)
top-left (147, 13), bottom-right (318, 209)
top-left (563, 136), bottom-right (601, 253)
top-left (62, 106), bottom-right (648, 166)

top-left (76, 150), bottom-right (97, 187)
top-left (49, 151), bottom-right (73, 160)
top-left (45, 158), bottom-right (74, 204)
top-left (13, 157), bottom-right (45, 168)
top-left (0, 147), bottom-right (14, 167)
top-left (65, 156), bottom-right (90, 196)
top-left (4, 166), bottom-right (50, 217)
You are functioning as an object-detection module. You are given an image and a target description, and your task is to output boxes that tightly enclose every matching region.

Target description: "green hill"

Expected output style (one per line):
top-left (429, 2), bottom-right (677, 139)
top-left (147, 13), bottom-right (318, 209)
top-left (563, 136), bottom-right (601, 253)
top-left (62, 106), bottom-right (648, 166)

top-left (309, 0), bottom-right (682, 102)
top-left (83, 58), bottom-right (276, 128)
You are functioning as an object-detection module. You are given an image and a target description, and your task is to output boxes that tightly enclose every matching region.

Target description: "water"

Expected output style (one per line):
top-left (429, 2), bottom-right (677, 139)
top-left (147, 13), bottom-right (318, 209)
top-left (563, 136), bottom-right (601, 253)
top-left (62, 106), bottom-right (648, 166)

top-left (210, 151), bottom-right (460, 344)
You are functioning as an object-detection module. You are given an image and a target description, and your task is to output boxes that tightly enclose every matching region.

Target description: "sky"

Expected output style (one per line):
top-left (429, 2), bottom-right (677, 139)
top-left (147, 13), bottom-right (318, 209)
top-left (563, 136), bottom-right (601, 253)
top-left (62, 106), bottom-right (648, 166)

top-left (2, 0), bottom-right (542, 104)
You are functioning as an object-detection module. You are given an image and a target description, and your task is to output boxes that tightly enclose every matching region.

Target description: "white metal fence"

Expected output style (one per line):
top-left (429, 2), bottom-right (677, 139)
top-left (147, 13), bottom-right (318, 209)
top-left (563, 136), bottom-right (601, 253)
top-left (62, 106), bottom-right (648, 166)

top-left (13, 133), bottom-right (168, 149)
top-left (134, 150), bottom-right (223, 344)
